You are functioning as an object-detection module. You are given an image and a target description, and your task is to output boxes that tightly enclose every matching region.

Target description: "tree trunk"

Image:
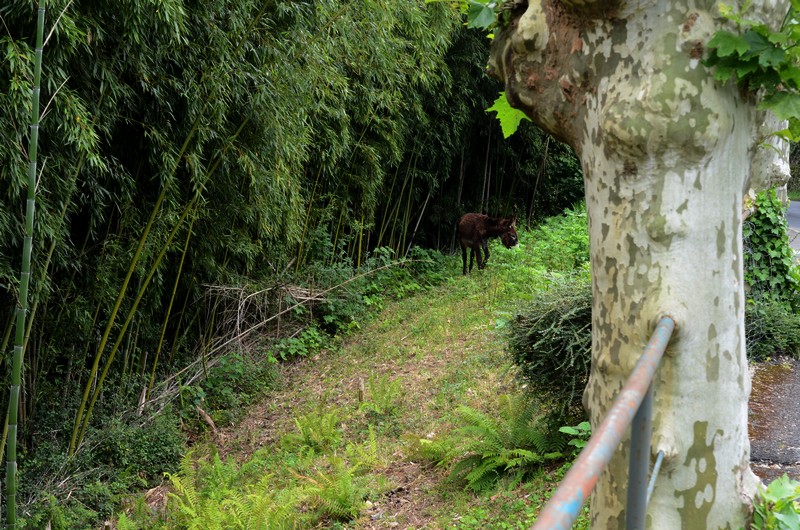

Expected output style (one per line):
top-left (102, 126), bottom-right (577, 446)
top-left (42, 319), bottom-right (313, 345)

top-left (489, 1), bottom-right (789, 528)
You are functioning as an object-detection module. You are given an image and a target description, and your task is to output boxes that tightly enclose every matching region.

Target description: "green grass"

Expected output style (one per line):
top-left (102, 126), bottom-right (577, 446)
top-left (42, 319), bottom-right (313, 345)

top-left (114, 216), bottom-right (592, 529)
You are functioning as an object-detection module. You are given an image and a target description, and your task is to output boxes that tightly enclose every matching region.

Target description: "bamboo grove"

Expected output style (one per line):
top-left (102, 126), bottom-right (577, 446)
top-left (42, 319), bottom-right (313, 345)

top-left (0, 0), bottom-right (583, 517)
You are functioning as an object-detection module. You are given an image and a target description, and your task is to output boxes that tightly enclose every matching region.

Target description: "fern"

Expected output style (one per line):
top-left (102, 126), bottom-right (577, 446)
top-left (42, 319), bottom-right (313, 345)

top-left (298, 459), bottom-right (366, 522)
top-left (444, 394), bottom-right (567, 491)
top-left (281, 409), bottom-right (342, 453)
top-left (403, 434), bottom-right (453, 467)
top-left (359, 374), bottom-right (402, 418)
top-left (346, 425), bottom-right (381, 472)
top-left (116, 513), bottom-right (138, 530)
top-left (165, 451), bottom-right (304, 529)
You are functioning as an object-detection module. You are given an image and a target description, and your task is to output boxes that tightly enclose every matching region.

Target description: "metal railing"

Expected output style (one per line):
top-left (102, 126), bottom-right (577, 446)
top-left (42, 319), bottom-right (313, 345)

top-left (531, 316), bottom-right (675, 530)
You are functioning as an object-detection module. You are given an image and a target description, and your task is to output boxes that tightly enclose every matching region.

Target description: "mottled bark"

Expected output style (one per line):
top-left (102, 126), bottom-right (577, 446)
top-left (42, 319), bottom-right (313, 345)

top-left (489, 1), bottom-right (789, 528)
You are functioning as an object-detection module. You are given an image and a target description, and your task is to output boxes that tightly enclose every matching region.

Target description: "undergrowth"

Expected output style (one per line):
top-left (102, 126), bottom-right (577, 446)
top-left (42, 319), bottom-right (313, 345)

top-left (112, 206), bottom-right (591, 529)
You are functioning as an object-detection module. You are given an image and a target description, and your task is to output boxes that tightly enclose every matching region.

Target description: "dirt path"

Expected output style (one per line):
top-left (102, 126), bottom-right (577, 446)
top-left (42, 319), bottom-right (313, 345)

top-left (212, 279), bottom-right (528, 528)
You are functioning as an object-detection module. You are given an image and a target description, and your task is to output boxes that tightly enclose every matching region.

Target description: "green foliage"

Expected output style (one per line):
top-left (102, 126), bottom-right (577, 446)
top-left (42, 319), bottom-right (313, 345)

top-left (705, 3), bottom-right (800, 140)
top-left (281, 409), bottom-right (343, 454)
top-left (199, 352), bottom-right (277, 426)
top-left (359, 374), bottom-right (402, 419)
top-left (311, 247), bottom-right (449, 334)
top-left (273, 326), bottom-right (325, 361)
top-left (559, 421), bottom-right (591, 452)
top-left (17, 404), bottom-right (185, 528)
top-left (488, 92), bottom-right (531, 138)
top-left (745, 298), bottom-right (800, 360)
top-left (298, 458), bottom-right (367, 522)
top-left (158, 438), bottom-right (375, 528)
top-left (743, 189), bottom-right (800, 308)
top-left (95, 413), bottom-right (184, 482)
top-left (464, 0), bottom-right (500, 30)
top-left (427, 394), bottom-right (566, 492)
top-left (448, 471), bottom-right (590, 529)
top-left (528, 203), bottom-right (590, 272)
top-left (507, 276), bottom-right (593, 426)
top-left (165, 451), bottom-right (305, 529)
top-left (751, 474), bottom-right (800, 530)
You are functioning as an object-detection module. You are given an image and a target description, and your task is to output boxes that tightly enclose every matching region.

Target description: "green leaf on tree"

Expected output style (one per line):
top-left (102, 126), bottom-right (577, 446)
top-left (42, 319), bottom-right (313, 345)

top-left (759, 91), bottom-right (800, 121)
top-left (466, 1), bottom-right (497, 30)
top-left (710, 62), bottom-right (737, 81)
top-left (707, 31), bottom-right (750, 57)
top-left (487, 92), bottom-right (531, 138)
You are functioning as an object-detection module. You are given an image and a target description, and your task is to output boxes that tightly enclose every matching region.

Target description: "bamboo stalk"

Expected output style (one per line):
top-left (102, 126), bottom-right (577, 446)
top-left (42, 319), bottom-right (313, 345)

top-left (295, 167), bottom-right (323, 274)
top-left (148, 209), bottom-right (196, 398)
top-left (75, 193), bottom-right (201, 450)
top-left (5, 1), bottom-right (46, 525)
top-left (329, 204), bottom-right (345, 267)
top-left (450, 144), bottom-right (466, 253)
top-left (68, 180), bottom-right (171, 455)
top-left (0, 313), bottom-right (13, 360)
top-left (528, 135), bottom-right (550, 225)
top-left (356, 210), bottom-right (365, 268)
top-left (68, 0), bottom-right (268, 452)
top-left (406, 192), bottom-right (431, 258)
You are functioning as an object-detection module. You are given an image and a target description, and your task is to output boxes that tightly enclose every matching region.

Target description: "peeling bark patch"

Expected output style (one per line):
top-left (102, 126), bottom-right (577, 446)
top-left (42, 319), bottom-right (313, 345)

top-left (676, 422), bottom-right (719, 527)
top-left (622, 159), bottom-right (637, 176)
top-left (689, 41), bottom-right (704, 59)
top-left (682, 12), bottom-right (700, 33)
top-left (707, 344), bottom-right (720, 382)
top-left (560, 77), bottom-right (577, 102)
top-left (717, 222), bottom-right (726, 259)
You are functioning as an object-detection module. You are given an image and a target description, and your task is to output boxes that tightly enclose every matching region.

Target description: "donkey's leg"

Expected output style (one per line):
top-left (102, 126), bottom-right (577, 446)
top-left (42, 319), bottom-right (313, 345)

top-left (469, 247), bottom-right (476, 272)
top-left (461, 244), bottom-right (468, 275)
top-left (481, 239), bottom-right (490, 267)
top-left (474, 245), bottom-right (484, 270)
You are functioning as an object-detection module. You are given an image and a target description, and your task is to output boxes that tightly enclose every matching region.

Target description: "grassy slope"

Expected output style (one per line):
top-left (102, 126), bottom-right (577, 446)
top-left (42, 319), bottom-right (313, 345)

top-left (214, 245), bottom-right (568, 528)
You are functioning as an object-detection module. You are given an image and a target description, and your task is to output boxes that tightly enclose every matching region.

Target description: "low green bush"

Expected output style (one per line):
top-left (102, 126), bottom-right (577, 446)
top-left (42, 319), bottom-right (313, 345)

top-left (745, 298), bottom-right (800, 360)
top-left (506, 276), bottom-right (592, 426)
top-left (505, 273), bottom-right (797, 430)
top-left (527, 203), bottom-right (590, 272)
top-left (751, 474), bottom-right (800, 530)
top-left (307, 246), bottom-right (449, 334)
top-left (410, 394), bottom-right (567, 492)
top-left (743, 189), bottom-right (800, 309)
top-left (18, 407), bottom-right (185, 529)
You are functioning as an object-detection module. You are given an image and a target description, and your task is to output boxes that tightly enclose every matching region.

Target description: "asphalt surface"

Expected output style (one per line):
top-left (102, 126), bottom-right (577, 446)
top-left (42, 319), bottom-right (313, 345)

top-left (788, 200), bottom-right (800, 254)
top-left (747, 199), bottom-right (800, 483)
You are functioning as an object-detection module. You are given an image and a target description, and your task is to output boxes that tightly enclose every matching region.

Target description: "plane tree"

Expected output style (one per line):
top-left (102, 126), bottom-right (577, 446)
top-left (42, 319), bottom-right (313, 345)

top-left (486, 1), bottom-right (792, 527)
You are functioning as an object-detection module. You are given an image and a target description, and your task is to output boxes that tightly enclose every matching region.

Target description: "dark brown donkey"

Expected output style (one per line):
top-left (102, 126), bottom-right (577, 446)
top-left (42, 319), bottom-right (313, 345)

top-left (457, 213), bottom-right (518, 275)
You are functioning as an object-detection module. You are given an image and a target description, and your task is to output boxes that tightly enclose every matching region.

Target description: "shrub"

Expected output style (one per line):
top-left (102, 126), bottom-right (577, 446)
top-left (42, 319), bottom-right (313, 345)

top-left (751, 474), bottom-right (800, 530)
top-left (507, 274), bottom-right (800, 436)
top-left (743, 189), bottom-right (800, 309)
top-left (412, 394), bottom-right (567, 492)
top-left (506, 276), bottom-right (592, 426)
top-left (745, 298), bottom-right (800, 360)
top-left (446, 396), bottom-right (565, 492)
top-left (308, 246), bottom-right (449, 334)
top-left (203, 351), bottom-right (277, 422)
top-left (528, 203), bottom-right (589, 272)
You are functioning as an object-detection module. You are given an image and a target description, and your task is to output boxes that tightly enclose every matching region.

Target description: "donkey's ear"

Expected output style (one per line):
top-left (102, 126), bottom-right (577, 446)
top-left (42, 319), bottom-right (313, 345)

top-left (510, 216), bottom-right (517, 227)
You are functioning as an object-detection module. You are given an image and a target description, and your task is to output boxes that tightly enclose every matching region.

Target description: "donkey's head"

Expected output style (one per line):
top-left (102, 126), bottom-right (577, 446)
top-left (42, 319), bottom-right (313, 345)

top-left (499, 217), bottom-right (518, 248)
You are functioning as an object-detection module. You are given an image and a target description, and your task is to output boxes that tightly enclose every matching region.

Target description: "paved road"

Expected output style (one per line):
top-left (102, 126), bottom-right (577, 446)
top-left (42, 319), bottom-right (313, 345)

top-left (788, 200), bottom-right (800, 254)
